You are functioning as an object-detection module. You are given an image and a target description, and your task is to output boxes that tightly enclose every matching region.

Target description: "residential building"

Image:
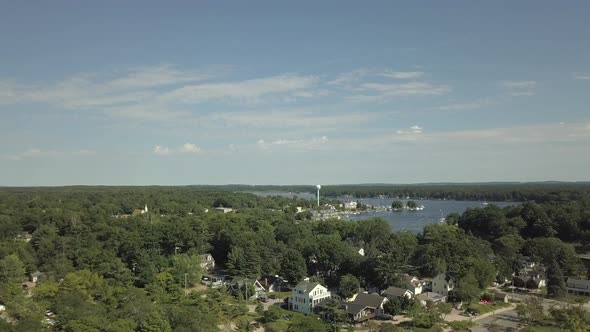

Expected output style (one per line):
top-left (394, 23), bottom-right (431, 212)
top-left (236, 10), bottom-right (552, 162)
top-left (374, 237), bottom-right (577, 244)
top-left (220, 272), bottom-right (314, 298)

top-left (289, 280), bottom-right (332, 314)
top-left (132, 204), bottom-right (148, 216)
top-left (432, 272), bottom-right (458, 296)
top-left (513, 262), bottom-right (546, 289)
top-left (382, 286), bottom-right (413, 300)
top-left (29, 271), bottom-right (42, 283)
top-left (416, 292), bottom-right (447, 306)
top-left (349, 292), bottom-right (388, 318)
top-left (214, 207), bottom-right (234, 213)
top-left (199, 254), bottom-right (215, 271)
top-left (345, 303), bottom-right (377, 323)
top-left (356, 247), bottom-right (365, 256)
top-left (566, 278), bottom-right (590, 296)
top-left (344, 201), bottom-right (358, 210)
top-left (401, 274), bottom-right (426, 295)
top-left (228, 277), bottom-right (266, 299)
top-left (258, 275), bottom-right (288, 293)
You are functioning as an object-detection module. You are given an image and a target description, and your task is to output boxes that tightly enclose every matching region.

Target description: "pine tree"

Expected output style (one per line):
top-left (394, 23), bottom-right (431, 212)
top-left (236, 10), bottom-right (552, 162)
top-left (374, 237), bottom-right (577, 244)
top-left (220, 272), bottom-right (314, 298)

top-left (547, 259), bottom-right (566, 298)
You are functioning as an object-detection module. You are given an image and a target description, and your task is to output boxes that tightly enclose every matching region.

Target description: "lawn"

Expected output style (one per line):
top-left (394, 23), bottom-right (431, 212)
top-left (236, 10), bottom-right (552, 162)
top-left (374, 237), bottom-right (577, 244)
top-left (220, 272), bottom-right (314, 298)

top-left (520, 326), bottom-right (561, 332)
top-left (466, 301), bottom-right (511, 315)
top-left (262, 306), bottom-right (308, 332)
top-left (268, 291), bottom-right (292, 300)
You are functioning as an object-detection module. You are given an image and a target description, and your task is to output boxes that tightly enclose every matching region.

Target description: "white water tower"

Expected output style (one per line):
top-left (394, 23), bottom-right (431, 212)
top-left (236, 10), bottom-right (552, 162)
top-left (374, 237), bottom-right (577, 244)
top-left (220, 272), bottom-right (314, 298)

top-left (316, 184), bottom-right (321, 207)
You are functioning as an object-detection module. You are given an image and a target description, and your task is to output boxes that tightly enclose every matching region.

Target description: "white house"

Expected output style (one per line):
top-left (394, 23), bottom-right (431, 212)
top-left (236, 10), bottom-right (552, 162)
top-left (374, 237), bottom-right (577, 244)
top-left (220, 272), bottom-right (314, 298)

top-left (199, 254), bottom-right (215, 271)
top-left (289, 280), bottom-right (332, 314)
top-left (30, 271), bottom-right (42, 283)
top-left (214, 207), bottom-right (234, 213)
top-left (382, 286), bottom-right (413, 300)
top-left (432, 272), bottom-right (458, 296)
top-left (402, 274), bottom-right (426, 296)
top-left (344, 201), bottom-right (358, 210)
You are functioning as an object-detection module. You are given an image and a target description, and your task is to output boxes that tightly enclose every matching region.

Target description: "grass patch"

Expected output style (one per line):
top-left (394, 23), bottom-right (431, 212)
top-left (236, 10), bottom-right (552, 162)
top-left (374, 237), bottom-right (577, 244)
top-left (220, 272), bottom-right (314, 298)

top-left (266, 320), bottom-right (289, 332)
top-left (466, 301), bottom-right (511, 315)
top-left (268, 291), bottom-right (292, 300)
top-left (552, 295), bottom-right (589, 304)
top-left (520, 326), bottom-right (561, 332)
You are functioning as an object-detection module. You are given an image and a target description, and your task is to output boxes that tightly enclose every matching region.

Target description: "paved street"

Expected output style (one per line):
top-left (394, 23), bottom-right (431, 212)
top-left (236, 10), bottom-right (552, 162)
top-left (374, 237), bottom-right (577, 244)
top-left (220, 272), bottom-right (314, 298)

top-left (471, 309), bottom-right (519, 332)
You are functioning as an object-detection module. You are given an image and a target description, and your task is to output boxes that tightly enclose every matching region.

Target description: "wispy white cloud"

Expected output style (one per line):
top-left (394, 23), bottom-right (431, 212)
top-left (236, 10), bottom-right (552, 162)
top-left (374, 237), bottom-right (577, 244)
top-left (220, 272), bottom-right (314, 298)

top-left (153, 143), bottom-right (202, 156)
top-left (108, 65), bottom-right (212, 89)
top-left (380, 71), bottom-right (424, 79)
top-left (348, 82), bottom-right (451, 102)
top-left (3, 148), bottom-right (95, 161)
top-left (573, 73), bottom-right (590, 80)
top-left (327, 68), bottom-right (372, 86)
top-left (159, 74), bottom-right (317, 104)
top-left (256, 136), bottom-right (329, 150)
top-left (207, 109), bottom-right (378, 130)
top-left (499, 80), bottom-right (536, 96)
top-left (396, 125), bottom-right (424, 135)
top-left (437, 102), bottom-right (483, 111)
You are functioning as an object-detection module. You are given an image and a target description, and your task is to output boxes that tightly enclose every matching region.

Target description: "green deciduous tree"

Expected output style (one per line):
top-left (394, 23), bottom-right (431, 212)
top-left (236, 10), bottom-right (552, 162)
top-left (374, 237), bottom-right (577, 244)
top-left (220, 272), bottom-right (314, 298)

top-left (281, 249), bottom-right (307, 286)
top-left (0, 254), bottom-right (25, 282)
top-left (338, 274), bottom-right (359, 299)
top-left (515, 297), bottom-right (545, 327)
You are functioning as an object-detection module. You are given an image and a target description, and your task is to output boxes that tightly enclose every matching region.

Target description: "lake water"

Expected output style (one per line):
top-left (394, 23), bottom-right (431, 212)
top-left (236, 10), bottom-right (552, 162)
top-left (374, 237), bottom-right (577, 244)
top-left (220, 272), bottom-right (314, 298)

top-left (343, 198), bottom-right (514, 233)
top-left (247, 191), bottom-right (515, 233)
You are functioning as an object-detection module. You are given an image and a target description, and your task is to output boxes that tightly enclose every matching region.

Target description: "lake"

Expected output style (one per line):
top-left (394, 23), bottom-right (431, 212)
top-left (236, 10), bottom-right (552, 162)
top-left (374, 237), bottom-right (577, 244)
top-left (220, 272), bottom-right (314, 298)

top-left (342, 198), bottom-right (514, 233)
top-left (247, 191), bottom-right (515, 233)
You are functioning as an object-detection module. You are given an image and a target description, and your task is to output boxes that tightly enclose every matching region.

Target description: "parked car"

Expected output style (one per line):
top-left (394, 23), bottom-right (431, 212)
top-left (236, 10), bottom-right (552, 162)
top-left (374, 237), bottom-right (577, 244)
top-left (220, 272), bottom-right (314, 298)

top-left (464, 308), bottom-right (479, 317)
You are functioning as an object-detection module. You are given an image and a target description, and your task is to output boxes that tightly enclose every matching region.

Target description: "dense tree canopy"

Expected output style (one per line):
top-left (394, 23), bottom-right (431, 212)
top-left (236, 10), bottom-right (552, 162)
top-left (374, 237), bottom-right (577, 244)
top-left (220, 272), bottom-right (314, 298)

top-left (0, 185), bottom-right (588, 330)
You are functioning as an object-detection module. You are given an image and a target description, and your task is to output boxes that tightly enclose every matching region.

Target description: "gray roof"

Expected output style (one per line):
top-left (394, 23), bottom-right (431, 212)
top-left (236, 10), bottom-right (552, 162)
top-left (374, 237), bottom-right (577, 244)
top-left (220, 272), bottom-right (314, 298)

top-left (346, 303), bottom-right (370, 315)
top-left (402, 274), bottom-right (421, 287)
top-left (352, 292), bottom-right (386, 308)
top-left (383, 286), bottom-right (410, 297)
top-left (295, 280), bottom-right (321, 293)
top-left (567, 277), bottom-right (590, 288)
top-left (416, 292), bottom-right (446, 302)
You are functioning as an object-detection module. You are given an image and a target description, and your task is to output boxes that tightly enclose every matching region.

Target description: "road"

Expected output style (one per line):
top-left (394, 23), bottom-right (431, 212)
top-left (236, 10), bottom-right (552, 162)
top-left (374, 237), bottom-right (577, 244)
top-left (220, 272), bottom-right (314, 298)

top-left (469, 289), bottom-right (588, 331)
top-left (471, 309), bottom-right (520, 332)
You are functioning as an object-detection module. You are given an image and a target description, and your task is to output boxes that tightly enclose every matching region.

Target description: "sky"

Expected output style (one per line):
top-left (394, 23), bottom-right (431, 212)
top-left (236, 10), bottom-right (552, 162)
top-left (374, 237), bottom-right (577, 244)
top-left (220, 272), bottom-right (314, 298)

top-left (1, 1), bottom-right (590, 186)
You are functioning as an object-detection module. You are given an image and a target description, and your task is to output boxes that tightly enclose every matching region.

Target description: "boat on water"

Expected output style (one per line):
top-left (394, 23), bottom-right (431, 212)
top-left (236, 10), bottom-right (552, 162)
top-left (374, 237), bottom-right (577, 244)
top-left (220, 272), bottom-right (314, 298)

top-left (439, 210), bottom-right (446, 223)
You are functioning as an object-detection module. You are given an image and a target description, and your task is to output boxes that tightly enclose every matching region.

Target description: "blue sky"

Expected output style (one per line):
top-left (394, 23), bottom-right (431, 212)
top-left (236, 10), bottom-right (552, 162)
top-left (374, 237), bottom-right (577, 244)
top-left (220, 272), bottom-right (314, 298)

top-left (1, 1), bottom-right (589, 185)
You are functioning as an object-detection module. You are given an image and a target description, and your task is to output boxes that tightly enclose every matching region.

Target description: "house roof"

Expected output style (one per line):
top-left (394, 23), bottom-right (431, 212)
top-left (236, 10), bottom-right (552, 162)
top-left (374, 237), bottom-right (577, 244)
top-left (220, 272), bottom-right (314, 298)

top-left (31, 271), bottom-right (42, 278)
top-left (402, 274), bottom-right (422, 287)
top-left (199, 254), bottom-right (213, 262)
top-left (567, 277), bottom-right (590, 288)
top-left (436, 272), bottom-right (457, 283)
top-left (383, 286), bottom-right (411, 297)
top-left (352, 293), bottom-right (386, 308)
top-left (294, 280), bottom-right (322, 293)
top-left (416, 292), bottom-right (446, 302)
top-left (258, 275), bottom-right (286, 291)
top-left (346, 303), bottom-right (370, 315)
